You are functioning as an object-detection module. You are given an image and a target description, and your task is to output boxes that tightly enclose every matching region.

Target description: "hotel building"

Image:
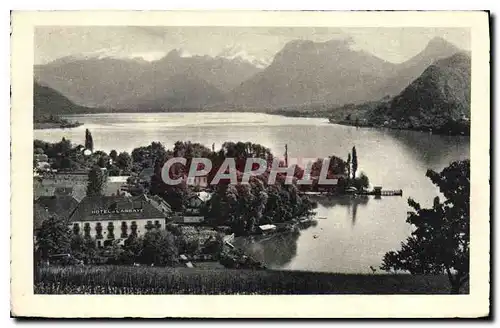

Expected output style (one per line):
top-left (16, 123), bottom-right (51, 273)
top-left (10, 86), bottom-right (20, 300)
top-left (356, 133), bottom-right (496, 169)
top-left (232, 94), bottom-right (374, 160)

top-left (68, 194), bottom-right (172, 247)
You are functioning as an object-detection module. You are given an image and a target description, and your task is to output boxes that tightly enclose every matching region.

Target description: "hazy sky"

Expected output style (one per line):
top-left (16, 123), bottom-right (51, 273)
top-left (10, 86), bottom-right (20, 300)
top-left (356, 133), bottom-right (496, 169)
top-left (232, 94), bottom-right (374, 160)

top-left (35, 26), bottom-right (470, 65)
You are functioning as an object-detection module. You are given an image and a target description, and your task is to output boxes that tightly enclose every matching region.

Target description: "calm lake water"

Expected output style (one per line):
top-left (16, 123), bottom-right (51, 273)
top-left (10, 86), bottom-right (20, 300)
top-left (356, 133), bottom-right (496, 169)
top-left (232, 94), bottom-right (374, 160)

top-left (35, 112), bottom-right (470, 273)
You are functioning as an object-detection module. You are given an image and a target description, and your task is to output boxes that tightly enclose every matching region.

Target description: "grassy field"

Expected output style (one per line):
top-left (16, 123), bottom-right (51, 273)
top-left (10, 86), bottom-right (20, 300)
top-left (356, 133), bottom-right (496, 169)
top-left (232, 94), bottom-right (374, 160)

top-left (34, 265), bottom-right (466, 294)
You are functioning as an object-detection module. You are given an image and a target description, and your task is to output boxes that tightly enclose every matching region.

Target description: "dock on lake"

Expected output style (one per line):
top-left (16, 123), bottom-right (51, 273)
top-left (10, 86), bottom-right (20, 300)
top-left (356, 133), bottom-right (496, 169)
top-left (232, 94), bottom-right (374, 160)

top-left (300, 186), bottom-right (403, 197)
top-left (363, 186), bottom-right (403, 197)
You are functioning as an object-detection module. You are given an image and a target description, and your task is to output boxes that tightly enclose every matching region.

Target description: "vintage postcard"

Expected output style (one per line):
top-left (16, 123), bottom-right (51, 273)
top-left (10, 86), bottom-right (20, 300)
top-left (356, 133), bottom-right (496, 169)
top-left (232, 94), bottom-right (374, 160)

top-left (10, 11), bottom-right (490, 318)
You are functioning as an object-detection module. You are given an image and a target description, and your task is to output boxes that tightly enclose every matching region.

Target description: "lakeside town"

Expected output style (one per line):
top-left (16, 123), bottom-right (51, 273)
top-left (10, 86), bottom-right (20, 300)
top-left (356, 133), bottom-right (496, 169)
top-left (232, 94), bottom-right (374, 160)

top-left (34, 129), bottom-right (374, 272)
top-left (33, 126), bottom-right (470, 295)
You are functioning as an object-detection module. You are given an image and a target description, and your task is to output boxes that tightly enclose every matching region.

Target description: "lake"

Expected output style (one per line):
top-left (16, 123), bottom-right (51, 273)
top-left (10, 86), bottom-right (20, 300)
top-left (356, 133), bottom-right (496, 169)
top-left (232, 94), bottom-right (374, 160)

top-left (34, 112), bottom-right (470, 273)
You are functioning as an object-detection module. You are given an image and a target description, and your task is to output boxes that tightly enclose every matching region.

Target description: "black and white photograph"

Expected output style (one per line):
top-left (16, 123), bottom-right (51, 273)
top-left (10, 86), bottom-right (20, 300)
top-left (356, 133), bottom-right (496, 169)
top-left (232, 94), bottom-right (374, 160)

top-left (10, 10), bottom-right (490, 318)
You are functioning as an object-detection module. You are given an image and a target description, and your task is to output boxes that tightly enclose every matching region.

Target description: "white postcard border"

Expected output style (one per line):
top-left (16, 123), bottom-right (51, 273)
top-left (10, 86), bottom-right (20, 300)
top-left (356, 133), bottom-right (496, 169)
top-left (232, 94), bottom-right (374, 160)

top-left (10, 10), bottom-right (490, 318)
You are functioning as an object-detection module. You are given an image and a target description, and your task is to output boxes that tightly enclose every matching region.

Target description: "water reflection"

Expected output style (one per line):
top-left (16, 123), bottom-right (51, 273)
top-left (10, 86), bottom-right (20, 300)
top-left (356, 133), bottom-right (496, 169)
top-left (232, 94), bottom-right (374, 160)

top-left (233, 232), bottom-right (300, 268)
top-left (383, 129), bottom-right (470, 171)
top-left (234, 195), bottom-right (373, 269)
top-left (312, 195), bottom-right (370, 226)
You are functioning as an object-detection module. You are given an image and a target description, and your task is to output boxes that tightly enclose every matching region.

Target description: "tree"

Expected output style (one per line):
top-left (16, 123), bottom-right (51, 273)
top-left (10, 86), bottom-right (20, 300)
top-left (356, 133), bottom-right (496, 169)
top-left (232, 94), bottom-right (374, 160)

top-left (80, 236), bottom-right (98, 264)
top-left (131, 142), bottom-right (169, 170)
top-left (353, 172), bottom-right (369, 190)
top-left (70, 234), bottom-right (87, 258)
top-left (85, 129), bottom-right (94, 153)
top-left (36, 215), bottom-right (71, 260)
top-left (109, 150), bottom-right (118, 162)
top-left (346, 153), bottom-right (351, 181)
top-left (106, 165), bottom-right (121, 177)
top-left (124, 235), bottom-right (143, 262)
top-left (59, 137), bottom-right (72, 154)
top-left (116, 152), bottom-right (132, 173)
top-left (140, 230), bottom-right (178, 266)
top-left (97, 155), bottom-right (109, 168)
top-left (86, 165), bottom-right (106, 196)
top-left (351, 146), bottom-right (358, 179)
top-left (381, 160), bottom-right (470, 294)
top-left (34, 147), bottom-right (44, 155)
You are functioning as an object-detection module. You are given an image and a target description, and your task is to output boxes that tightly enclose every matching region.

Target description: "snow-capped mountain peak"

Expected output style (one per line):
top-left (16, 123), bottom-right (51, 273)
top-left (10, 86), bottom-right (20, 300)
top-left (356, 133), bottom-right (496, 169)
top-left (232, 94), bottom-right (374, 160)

top-left (217, 45), bottom-right (271, 69)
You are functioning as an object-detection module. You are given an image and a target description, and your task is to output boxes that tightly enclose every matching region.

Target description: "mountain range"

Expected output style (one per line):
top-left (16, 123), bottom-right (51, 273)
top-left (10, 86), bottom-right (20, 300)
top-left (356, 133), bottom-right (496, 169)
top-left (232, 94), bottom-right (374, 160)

top-left (35, 49), bottom-right (261, 109)
top-left (34, 37), bottom-right (468, 116)
top-left (371, 52), bottom-right (471, 123)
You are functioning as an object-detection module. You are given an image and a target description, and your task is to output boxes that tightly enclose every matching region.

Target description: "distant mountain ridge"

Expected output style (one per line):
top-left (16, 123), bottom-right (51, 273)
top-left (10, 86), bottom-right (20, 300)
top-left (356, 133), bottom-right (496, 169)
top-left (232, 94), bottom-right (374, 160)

top-left (226, 37), bottom-right (464, 110)
top-left (130, 74), bottom-right (226, 110)
top-left (34, 36), bottom-right (467, 113)
top-left (366, 37), bottom-right (463, 101)
top-left (35, 49), bottom-right (262, 109)
top-left (34, 82), bottom-right (89, 128)
top-left (224, 38), bottom-right (399, 109)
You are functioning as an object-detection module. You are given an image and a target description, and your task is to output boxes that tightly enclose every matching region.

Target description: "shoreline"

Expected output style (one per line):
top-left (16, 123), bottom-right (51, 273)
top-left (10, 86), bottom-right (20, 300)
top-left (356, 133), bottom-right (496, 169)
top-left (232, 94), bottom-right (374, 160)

top-left (328, 119), bottom-right (471, 137)
top-left (34, 121), bottom-right (83, 130)
top-left (56, 110), bottom-right (470, 137)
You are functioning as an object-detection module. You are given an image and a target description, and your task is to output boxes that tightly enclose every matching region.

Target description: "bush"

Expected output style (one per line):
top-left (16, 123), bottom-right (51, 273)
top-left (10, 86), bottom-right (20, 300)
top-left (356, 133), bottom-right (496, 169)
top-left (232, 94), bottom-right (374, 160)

top-left (352, 172), bottom-right (369, 190)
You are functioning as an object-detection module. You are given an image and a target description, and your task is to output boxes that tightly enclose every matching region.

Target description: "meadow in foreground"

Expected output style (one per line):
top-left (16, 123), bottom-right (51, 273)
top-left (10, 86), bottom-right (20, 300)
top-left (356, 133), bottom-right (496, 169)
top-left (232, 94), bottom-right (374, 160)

top-left (35, 265), bottom-right (464, 295)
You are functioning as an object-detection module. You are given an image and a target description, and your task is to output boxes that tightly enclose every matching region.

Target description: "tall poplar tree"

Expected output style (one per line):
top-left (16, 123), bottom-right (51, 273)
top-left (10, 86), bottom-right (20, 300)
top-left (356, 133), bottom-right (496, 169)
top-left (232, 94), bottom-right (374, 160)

top-left (351, 146), bottom-right (358, 179)
top-left (85, 129), bottom-right (94, 153)
top-left (347, 153), bottom-right (352, 180)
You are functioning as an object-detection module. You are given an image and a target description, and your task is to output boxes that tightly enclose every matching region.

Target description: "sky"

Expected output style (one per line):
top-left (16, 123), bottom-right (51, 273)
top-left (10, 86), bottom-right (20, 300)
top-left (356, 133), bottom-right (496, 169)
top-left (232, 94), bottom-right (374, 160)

top-left (34, 26), bottom-right (470, 65)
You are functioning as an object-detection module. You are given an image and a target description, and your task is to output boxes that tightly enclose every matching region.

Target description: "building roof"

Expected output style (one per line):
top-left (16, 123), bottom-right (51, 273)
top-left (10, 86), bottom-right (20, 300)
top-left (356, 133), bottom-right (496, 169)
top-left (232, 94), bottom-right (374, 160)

top-left (146, 194), bottom-right (173, 216)
top-left (34, 195), bottom-right (79, 221)
top-left (54, 186), bottom-right (74, 196)
top-left (55, 170), bottom-right (89, 176)
top-left (259, 224), bottom-right (276, 231)
top-left (196, 191), bottom-right (212, 202)
top-left (68, 194), bottom-right (171, 222)
top-left (108, 176), bottom-right (130, 183)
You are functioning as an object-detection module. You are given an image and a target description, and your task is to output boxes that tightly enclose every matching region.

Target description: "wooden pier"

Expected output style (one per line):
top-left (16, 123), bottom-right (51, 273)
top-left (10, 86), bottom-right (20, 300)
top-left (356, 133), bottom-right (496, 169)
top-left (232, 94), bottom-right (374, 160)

top-left (360, 189), bottom-right (403, 196)
top-left (379, 189), bottom-right (403, 196)
top-left (360, 187), bottom-right (403, 197)
top-left (299, 187), bottom-right (403, 197)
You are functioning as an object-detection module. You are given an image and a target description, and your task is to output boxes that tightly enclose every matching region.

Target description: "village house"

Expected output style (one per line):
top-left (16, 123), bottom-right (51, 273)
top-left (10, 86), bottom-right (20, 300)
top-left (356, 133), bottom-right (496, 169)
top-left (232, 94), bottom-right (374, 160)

top-left (34, 170), bottom-right (132, 201)
top-left (173, 191), bottom-right (212, 224)
top-left (34, 171), bottom-right (91, 201)
top-left (67, 194), bottom-right (172, 247)
top-left (258, 224), bottom-right (276, 234)
top-left (184, 175), bottom-right (208, 188)
top-left (106, 175), bottom-right (132, 196)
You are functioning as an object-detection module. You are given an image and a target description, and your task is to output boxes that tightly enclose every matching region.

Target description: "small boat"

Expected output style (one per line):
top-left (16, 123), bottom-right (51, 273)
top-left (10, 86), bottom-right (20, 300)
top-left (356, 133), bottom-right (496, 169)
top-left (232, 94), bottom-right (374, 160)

top-left (345, 187), bottom-right (358, 194)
